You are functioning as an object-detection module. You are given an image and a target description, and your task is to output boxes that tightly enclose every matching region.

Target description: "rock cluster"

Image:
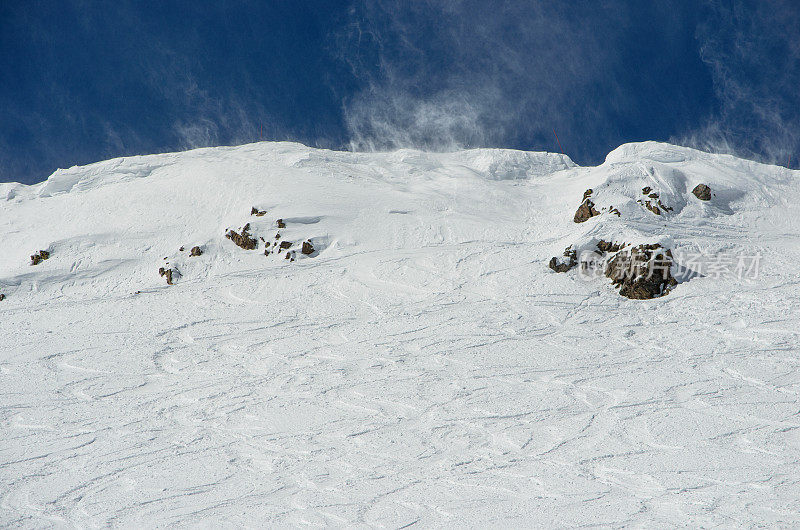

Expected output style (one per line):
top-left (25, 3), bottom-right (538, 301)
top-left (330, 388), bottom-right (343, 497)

top-left (30, 250), bottom-right (50, 266)
top-left (637, 188), bottom-right (673, 216)
top-left (158, 267), bottom-right (175, 285)
top-left (548, 246), bottom-right (577, 273)
top-left (226, 223), bottom-right (258, 250)
top-left (190, 246), bottom-right (203, 257)
top-left (604, 244), bottom-right (677, 300)
top-left (574, 189), bottom-right (600, 223)
top-left (548, 240), bottom-right (677, 300)
top-left (251, 207), bottom-right (267, 217)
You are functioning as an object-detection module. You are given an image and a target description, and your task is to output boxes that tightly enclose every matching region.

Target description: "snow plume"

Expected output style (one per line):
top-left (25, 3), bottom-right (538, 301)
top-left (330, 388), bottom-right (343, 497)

top-left (678, 1), bottom-right (800, 167)
top-left (338, 1), bottom-right (621, 155)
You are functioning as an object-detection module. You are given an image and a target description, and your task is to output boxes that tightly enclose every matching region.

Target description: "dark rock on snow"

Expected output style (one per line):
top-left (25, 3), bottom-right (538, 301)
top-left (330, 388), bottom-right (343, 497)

top-left (30, 250), bottom-right (50, 266)
top-left (301, 241), bottom-right (315, 255)
top-left (548, 247), bottom-right (577, 273)
top-left (643, 201), bottom-right (661, 216)
top-left (574, 192), bottom-right (600, 223)
top-left (604, 244), bottom-right (677, 300)
top-left (190, 246), bottom-right (203, 257)
top-left (276, 219), bottom-right (286, 228)
top-left (251, 207), bottom-right (267, 217)
top-left (692, 184), bottom-right (712, 201)
top-left (158, 267), bottom-right (175, 285)
top-left (596, 240), bottom-right (625, 254)
top-left (226, 223), bottom-right (258, 250)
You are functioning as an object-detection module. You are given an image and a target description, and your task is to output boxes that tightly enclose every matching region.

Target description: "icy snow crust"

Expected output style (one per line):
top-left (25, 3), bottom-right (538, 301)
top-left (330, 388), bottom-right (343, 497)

top-left (1, 141), bottom-right (799, 526)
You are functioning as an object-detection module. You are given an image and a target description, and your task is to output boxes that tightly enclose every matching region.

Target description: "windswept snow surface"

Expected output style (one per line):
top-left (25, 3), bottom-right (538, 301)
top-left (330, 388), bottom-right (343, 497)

top-left (1, 141), bottom-right (800, 527)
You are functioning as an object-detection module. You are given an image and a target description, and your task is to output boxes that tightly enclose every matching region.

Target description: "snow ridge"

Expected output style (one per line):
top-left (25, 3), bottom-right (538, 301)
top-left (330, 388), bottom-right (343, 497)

top-left (1, 141), bottom-right (799, 527)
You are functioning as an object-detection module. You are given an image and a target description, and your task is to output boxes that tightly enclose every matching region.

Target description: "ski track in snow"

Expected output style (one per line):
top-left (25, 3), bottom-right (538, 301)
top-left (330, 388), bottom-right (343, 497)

top-left (1, 141), bottom-right (800, 527)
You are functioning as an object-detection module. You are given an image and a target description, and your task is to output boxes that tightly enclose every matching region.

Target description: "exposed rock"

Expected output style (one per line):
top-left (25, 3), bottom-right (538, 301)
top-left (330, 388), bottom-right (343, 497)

top-left (548, 246), bottom-right (577, 273)
top-left (596, 240), bottom-right (625, 253)
top-left (158, 267), bottom-right (166, 277)
top-left (251, 207), bottom-right (267, 217)
top-left (648, 192), bottom-right (659, 199)
top-left (644, 201), bottom-right (661, 215)
top-left (264, 249), bottom-right (271, 256)
top-left (30, 250), bottom-right (50, 266)
top-left (189, 246), bottom-right (203, 257)
top-left (642, 186), bottom-right (652, 195)
top-left (638, 197), bottom-right (672, 215)
top-left (604, 244), bottom-right (677, 300)
top-left (301, 241), bottom-right (315, 255)
top-left (574, 199), bottom-right (600, 223)
top-left (0, 294), bottom-right (5, 301)
top-left (165, 269), bottom-right (174, 285)
top-left (583, 189), bottom-right (593, 200)
top-left (692, 183), bottom-right (712, 201)
top-left (279, 241), bottom-right (292, 250)
top-left (276, 219), bottom-right (286, 228)
top-left (275, 233), bottom-right (281, 240)
top-left (179, 246), bottom-right (185, 252)
top-left (225, 223), bottom-right (257, 250)
top-left (608, 206), bottom-right (621, 217)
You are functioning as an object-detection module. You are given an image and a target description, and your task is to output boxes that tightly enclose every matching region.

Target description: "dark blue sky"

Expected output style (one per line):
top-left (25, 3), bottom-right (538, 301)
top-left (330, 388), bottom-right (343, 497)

top-left (1, 0), bottom-right (798, 184)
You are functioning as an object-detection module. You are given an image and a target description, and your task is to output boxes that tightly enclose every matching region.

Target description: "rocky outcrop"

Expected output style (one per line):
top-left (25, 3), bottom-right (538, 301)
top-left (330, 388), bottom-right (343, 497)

top-left (190, 246), bottom-right (203, 257)
top-left (574, 190), bottom-right (600, 223)
top-left (548, 247), bottom-right (577, 273)
top-left (604, 244), bottom-right (677, 300)
top-left (251, 207), bottom-right (267, 217)
top-left (0, 293), bottom-right (5, 302)
top-left (158, 267), bottom-right (176, 285)
top-left (301, 241), bottom-right (315, 255)
top-left (279, 241), bottom-right (292, 250)
top-left (276, 219), bottom-right (286, 228)
top-left (692, 184), bottom-right (711, 201)
top-left (30, 250), bottom-right (50, 266)
top-left (226, 223), bottom-right (257, 250)
top-left (638, 188), bottom-right (673, 215)
top-left (596, 240), bottom-right (625, 253)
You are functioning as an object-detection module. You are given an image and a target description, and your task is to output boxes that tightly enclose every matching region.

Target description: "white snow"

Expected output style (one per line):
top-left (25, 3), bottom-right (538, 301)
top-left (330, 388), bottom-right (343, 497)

top-left (1, 141), bottom-right (799, 526)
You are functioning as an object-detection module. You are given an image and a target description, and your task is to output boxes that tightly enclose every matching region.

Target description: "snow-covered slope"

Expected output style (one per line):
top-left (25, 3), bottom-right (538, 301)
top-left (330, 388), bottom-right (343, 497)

top-left (1, 141), bottom-right (799, 526)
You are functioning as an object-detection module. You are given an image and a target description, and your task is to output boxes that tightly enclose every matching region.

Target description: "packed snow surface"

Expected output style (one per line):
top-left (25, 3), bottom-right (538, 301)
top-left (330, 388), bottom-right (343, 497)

top-left (1, 141), bottom-right (799, 526)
